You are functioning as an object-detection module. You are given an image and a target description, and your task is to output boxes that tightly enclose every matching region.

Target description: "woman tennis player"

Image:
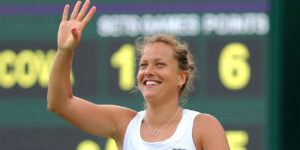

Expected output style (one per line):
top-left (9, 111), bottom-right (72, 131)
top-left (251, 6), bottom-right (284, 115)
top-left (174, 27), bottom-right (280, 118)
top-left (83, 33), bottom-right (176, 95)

top-left (47, 0), bottom-right (230, 149)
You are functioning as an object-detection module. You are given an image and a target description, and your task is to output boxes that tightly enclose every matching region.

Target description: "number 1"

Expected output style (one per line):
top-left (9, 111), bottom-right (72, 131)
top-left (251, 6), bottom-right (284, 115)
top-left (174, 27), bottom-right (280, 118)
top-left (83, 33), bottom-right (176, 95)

top-left (111, 44), bottom-right (135, 91)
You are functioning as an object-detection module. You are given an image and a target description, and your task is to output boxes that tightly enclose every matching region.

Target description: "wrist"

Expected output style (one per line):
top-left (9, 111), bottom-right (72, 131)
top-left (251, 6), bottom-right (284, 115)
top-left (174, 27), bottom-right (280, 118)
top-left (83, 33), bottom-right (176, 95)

top-left (57, 48), bottom-right (75, 56)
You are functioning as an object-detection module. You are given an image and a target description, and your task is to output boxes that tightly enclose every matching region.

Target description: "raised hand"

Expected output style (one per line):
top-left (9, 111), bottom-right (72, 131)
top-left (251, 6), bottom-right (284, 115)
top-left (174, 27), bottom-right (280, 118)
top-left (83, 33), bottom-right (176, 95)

top-left (57, 0), bottom-right (96, 52)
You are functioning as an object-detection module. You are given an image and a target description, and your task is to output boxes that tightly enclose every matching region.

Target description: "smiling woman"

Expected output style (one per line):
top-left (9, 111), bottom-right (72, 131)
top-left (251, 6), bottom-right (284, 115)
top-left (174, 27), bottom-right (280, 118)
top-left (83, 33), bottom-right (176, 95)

top-left (47, 0), bottom-right (230, 150)
top-left (135, 34), bottom-right (196, 105)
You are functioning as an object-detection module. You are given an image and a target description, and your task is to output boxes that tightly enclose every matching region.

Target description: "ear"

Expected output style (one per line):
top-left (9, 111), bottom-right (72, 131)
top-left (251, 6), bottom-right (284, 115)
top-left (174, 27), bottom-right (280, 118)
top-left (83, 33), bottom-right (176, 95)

top-left (178, 71), bottom-right (188, 86)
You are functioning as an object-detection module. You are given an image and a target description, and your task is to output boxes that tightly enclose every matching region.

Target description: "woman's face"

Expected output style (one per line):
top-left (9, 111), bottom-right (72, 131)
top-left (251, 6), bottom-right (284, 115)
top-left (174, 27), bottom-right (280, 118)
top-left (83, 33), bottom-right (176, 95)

top-left (137, 42), bottom-right (185, 101)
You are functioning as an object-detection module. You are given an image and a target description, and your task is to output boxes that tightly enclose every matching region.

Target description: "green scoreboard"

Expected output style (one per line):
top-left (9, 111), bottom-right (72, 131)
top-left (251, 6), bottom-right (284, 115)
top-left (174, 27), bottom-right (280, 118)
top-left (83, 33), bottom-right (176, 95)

top-left (0, 0), bottom-right (270, 149)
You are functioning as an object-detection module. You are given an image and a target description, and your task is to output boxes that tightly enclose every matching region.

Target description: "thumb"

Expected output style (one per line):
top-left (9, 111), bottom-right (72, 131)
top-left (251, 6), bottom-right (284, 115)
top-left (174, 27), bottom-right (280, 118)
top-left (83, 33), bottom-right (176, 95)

top-left (71, 27), bottom-right (79, 40)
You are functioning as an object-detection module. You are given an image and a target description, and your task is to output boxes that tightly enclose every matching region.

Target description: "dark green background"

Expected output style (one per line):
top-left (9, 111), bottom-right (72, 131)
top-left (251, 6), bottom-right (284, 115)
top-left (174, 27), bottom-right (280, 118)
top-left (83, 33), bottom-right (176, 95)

top-left (1, 0), bottom-right (298, 149)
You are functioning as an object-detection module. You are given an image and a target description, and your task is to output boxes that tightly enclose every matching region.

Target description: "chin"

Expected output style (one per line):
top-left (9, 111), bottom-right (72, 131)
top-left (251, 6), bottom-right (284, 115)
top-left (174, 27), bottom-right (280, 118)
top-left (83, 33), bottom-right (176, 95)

top-left (142, 91), bottom-right (159, 99)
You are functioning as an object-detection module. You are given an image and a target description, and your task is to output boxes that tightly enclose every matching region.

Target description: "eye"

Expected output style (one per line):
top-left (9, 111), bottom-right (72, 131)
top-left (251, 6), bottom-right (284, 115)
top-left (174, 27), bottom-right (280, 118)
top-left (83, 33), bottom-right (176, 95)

top-left (156, 62), bottom-right (165, 67)
top-left (139, 63), bottom-right (148, 68)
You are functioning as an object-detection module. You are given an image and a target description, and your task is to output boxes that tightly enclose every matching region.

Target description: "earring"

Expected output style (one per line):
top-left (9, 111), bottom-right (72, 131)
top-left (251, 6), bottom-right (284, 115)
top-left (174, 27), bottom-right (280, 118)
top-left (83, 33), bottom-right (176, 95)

top-left (179, 84), bottom-right (183, 90)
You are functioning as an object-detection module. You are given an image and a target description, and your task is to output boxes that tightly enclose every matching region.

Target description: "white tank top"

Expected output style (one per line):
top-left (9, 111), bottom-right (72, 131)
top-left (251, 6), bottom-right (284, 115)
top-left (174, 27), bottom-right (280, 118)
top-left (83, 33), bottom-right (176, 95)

top-left (123, 109), bottom-right (200, 150)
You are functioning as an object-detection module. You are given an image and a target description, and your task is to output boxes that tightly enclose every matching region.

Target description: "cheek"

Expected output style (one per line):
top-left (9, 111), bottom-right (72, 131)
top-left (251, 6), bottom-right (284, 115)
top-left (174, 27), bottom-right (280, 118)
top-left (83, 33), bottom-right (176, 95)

top-left (166, 71), bottom-right (181, 85)
top-left (137, 70), bottom-right (143, 84)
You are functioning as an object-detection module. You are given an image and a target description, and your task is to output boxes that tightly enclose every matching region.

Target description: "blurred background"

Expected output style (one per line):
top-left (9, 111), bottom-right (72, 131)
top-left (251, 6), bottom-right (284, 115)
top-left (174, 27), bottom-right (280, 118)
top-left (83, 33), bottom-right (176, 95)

top-left (0, 0), bottom-right (299, 150)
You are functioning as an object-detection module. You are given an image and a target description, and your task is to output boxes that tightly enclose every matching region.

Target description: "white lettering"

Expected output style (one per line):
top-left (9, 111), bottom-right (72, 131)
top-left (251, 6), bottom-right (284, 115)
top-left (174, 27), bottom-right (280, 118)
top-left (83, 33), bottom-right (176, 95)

top-left (97, 13), bottom-right (269, 37)
top-left (202, 13), bottom-right (269, 36)
top-left (97, 14), bottom-right (200, 37)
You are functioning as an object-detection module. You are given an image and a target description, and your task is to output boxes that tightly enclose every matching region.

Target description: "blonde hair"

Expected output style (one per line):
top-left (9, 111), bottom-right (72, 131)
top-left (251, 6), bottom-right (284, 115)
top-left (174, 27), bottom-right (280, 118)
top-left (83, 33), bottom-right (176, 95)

top-left (135, 33), bottom-right (196, 105)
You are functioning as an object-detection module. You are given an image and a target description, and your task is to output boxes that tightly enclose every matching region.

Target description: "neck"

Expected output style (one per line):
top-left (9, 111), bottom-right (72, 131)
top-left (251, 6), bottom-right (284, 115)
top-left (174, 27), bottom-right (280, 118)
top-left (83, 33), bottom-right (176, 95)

top-left (144, 92), bottom-right (179, 108)
top-left (145, 100), bottom-right (181, 127)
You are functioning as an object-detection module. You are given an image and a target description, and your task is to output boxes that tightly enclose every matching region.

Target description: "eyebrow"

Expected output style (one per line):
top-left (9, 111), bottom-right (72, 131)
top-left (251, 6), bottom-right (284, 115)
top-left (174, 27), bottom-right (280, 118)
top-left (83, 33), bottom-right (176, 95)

top-left (140, 58), bottom-right (164, 62)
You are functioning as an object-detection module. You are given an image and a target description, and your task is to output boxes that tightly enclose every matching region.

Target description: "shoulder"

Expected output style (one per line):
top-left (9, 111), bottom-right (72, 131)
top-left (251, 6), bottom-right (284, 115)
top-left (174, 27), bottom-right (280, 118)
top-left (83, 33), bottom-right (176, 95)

top-left (183, 109), bottom-right (219, 126)
top-left (193, 113), bottom-right (230, 150)
top-left (105, 105), bottom-right (137, 128)
top-left (194, 113), bottom-right (222, 128)
top-left (193, 113), bottom-right (225, 137)
top-left (103, 105), bottom-right (137, 146)
top-left (96, 104), bottom-right (137, 123)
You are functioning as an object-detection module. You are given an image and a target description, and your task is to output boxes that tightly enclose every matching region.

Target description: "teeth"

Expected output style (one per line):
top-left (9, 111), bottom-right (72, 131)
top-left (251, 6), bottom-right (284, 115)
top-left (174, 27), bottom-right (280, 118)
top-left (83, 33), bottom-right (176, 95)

top-left (146, 81), bottom-right (159, 85)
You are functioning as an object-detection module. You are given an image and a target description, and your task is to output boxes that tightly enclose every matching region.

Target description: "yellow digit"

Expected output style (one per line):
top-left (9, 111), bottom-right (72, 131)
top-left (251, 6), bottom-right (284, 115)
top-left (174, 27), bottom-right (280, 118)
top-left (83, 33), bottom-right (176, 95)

top-left (76, 139), bottom-right (101, 150)
top-left (218, 43), bottom-right (250, 90)
top-left (226, 130), bottom-right (248, 150)
top-left (105, 138), bottom-right (118, 150)
top-left (111, 44), bottom-right (135, 91)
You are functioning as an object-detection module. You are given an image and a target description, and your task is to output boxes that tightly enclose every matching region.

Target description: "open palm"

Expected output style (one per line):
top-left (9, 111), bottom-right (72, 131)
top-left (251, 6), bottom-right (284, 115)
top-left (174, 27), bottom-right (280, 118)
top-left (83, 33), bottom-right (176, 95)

top-left (57, 0), bottom-right (96, 52)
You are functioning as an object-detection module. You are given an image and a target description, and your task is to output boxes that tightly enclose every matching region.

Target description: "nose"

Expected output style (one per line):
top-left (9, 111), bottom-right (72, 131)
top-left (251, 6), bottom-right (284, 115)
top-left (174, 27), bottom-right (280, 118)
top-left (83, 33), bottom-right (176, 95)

top-left (144, 65), bottom-right (155, 76)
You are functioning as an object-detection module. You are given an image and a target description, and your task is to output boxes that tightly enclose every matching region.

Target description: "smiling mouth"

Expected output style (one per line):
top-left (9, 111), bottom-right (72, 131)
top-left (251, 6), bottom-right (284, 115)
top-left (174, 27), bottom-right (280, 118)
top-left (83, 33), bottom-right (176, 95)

top-left (143, 80), bottom-right (162, 86)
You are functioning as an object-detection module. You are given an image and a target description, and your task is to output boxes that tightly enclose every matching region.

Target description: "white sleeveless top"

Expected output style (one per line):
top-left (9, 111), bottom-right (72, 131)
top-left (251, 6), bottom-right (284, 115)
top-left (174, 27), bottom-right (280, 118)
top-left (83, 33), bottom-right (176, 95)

top-left (123, 109), bottom-right (200, 150)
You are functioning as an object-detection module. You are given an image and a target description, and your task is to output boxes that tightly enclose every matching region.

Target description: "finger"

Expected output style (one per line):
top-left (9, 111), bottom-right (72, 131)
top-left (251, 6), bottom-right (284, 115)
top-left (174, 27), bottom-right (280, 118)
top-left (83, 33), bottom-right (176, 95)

top-left (62, 4), bottom-right (69, 21)
top-left (70, 1), bottom-right (82, 20)
top-left (81, 6), bottom-right (96, 28)
top-left (77, 0), bottom-right (90, 21)
top-left (71, 28), bottom-right (79, 39)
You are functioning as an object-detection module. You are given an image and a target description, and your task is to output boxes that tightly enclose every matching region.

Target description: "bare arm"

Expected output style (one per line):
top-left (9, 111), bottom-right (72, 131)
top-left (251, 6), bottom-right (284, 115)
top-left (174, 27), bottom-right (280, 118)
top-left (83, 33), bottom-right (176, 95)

top-left (47, 0), bottom-right (136, 141)
top-left (194, 114), bottom-right (230, 150)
